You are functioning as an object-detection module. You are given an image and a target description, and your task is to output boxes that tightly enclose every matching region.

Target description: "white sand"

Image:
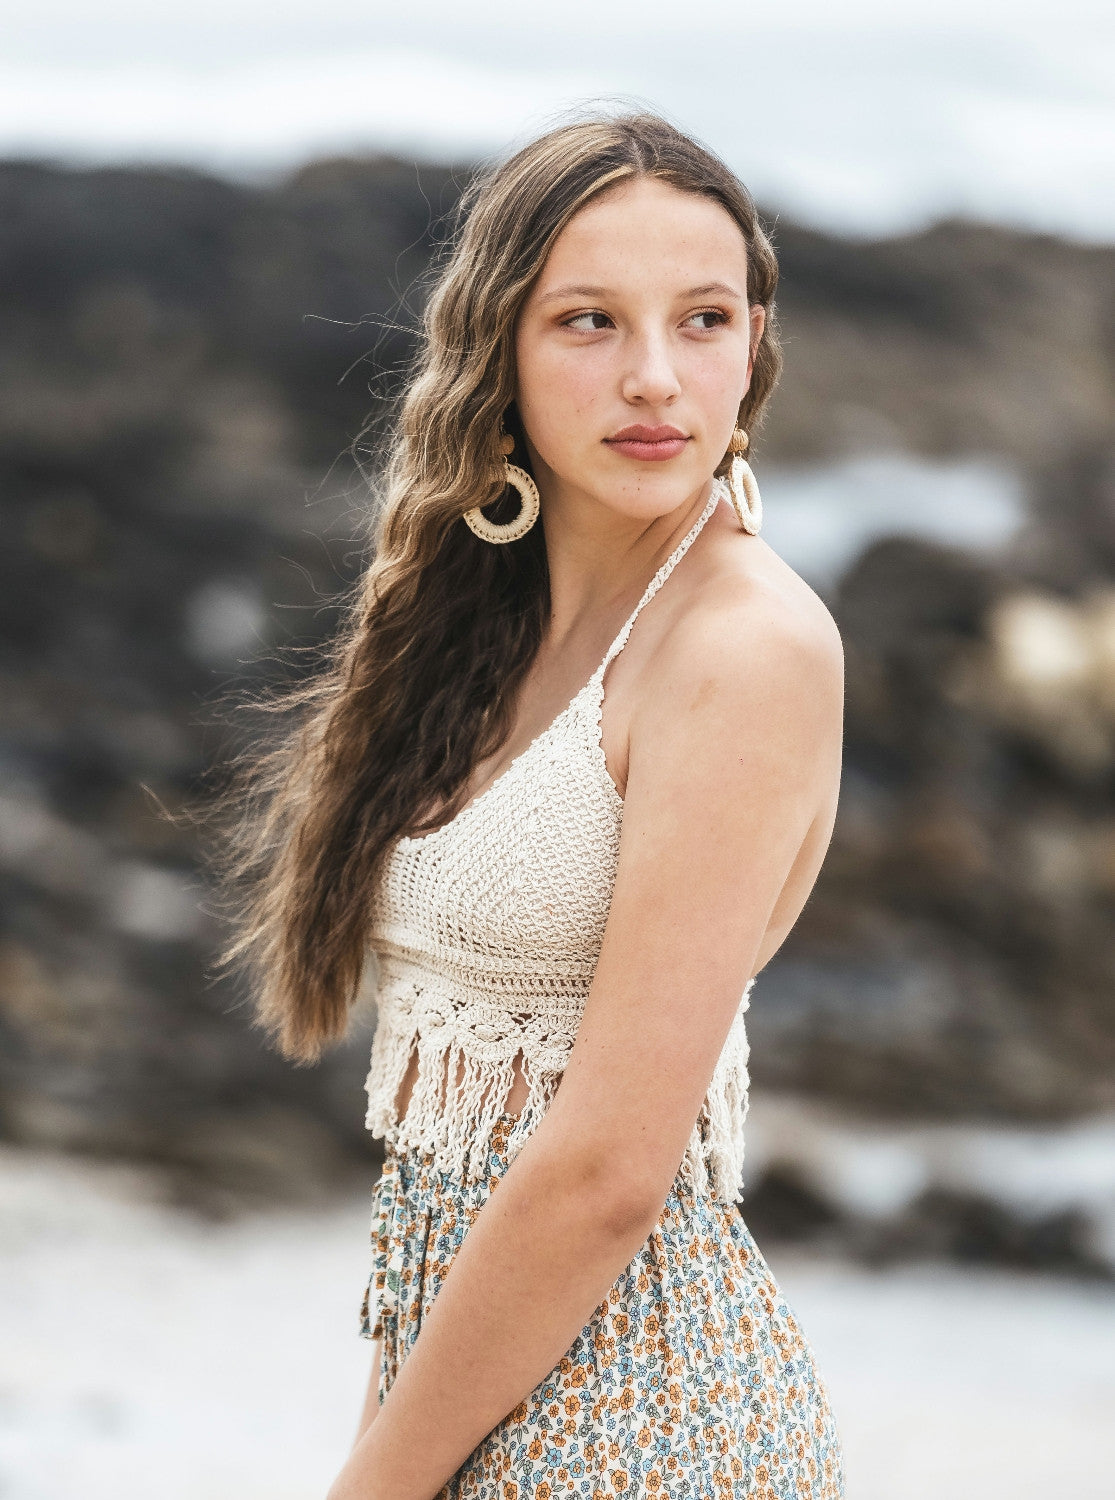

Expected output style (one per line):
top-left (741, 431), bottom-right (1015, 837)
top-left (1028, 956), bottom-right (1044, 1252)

top-left (2, 1144), bottom-right (1113, 1499)
top-left (772, 1248), bottom-right (1115, 1499)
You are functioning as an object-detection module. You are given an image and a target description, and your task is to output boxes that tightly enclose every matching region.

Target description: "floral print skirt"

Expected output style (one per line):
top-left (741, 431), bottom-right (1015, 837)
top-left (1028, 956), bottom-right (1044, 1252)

top-left (358, 1113), bottom-right (845, 1498)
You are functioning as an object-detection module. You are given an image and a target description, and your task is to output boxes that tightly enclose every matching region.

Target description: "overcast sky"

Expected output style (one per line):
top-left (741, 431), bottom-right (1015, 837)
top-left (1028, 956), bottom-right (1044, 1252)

top-left (3, 0), bottom-right (1112, 239)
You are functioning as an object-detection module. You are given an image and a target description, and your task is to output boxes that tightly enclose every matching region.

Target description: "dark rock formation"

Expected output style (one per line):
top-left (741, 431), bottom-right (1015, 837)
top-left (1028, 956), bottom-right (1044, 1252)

top-left (0, 154), bottom-right (1112, 1247)
top-left (753, 529), bottom-right (1115, 1121)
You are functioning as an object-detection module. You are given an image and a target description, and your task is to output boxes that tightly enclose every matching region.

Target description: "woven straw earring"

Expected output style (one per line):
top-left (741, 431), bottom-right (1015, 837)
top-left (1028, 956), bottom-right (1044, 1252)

top-left (462, 428), bottom-right (540, 544)
top-left (726, 426), bottom-right (762, 535)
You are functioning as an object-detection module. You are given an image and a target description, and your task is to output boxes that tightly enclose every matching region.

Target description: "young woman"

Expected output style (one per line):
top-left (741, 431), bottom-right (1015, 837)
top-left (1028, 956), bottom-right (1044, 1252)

top-left (215, 110), bottom-right (846, 1498)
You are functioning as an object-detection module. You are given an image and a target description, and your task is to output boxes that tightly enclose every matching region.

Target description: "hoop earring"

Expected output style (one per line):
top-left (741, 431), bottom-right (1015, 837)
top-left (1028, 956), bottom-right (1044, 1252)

top-left (726, 426), bottom-right (762, 535)
top-left (462, 429), bottom-right (540, 544)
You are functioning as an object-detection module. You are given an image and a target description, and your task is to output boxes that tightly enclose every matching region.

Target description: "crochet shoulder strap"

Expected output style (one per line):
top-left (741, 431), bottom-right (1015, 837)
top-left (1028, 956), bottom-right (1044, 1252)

top-left (597, 482), bottom-right (721, 679)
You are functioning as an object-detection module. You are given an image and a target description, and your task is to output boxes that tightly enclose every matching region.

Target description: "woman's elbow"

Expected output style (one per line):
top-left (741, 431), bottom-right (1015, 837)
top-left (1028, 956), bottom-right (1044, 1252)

top-left (542, 1138), bottom-right (668, 1243)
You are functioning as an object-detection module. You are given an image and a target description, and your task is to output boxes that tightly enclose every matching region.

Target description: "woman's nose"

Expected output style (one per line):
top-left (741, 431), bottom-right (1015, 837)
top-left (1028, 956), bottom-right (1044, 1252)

top-left (620, 331), bottom-right (682, 406)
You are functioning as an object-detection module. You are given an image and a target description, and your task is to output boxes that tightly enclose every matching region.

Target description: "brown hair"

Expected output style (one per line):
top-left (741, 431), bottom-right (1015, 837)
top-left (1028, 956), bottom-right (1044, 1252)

top-left (202, 108), bottom-right (783, 1064)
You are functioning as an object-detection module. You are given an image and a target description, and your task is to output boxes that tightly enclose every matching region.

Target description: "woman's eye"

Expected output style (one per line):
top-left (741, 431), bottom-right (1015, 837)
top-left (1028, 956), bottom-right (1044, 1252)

top-left (564, 311), bottom-right (613, 332)
top-left (686, 310), bottom-right (729, 331)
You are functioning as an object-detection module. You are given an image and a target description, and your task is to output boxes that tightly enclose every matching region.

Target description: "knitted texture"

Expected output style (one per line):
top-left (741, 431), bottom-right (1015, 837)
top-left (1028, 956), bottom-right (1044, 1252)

top-left (362, 479), bottom-right (756, 1204)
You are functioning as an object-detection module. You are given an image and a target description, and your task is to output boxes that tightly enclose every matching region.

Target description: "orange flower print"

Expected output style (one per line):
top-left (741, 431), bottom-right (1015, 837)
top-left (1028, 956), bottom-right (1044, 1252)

top-left (359, 1114), bottom-right (844, 1497)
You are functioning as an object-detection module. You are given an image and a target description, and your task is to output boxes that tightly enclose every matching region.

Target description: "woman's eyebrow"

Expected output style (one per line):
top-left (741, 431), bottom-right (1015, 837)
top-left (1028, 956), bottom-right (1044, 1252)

top-left (536, 280), bottom-right (744, 304)
top-left (686, 281), bottom-right (744, 300)
top-left (536, 283), bottom-right (610, 303)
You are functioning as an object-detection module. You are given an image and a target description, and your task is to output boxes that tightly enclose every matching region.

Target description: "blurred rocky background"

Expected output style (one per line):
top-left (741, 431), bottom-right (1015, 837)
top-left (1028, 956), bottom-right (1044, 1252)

top-left (1, 153), bottom-right (1113, 1276)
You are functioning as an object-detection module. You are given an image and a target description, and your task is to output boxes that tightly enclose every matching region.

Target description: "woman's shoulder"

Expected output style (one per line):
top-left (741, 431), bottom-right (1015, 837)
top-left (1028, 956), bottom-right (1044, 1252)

top-left (653, 513), bottom-right (845, 702)
top-left (619, 512), bottom-right (845, 855)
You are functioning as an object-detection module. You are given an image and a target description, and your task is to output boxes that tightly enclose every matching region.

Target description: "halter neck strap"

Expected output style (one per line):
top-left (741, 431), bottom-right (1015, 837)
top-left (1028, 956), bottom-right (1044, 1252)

top-left (596, 482), bottom-right (722, 680)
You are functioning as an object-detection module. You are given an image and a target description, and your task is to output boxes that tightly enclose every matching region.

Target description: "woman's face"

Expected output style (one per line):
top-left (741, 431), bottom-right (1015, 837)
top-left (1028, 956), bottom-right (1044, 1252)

top-left (513, 176), bottom-right (765, 524)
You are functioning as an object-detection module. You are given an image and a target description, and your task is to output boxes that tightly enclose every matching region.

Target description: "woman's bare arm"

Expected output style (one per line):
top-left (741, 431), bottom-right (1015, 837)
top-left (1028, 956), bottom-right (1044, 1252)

top-left (326, 586), bottom-right (844, 1500)
top-left (350, 1337), bottom-right (383, 1452)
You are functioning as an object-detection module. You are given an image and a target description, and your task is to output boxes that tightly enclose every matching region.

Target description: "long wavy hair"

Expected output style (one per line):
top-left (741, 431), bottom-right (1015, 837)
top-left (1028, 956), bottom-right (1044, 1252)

top-left (201, 109), bottom-right (783, 1064)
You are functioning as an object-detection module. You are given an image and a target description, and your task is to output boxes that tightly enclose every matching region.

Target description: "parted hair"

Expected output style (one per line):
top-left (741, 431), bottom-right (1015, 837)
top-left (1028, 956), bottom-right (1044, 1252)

top-left (202, 108), bottom-right (783, 1063)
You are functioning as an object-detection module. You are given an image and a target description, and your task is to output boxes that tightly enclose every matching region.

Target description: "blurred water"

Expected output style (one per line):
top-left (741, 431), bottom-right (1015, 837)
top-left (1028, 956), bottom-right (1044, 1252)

top-left (759, 452), bottom-right (1026, 590)
top-left (746, 1094), bottom-right (1115, 1269)
top-left (3, 1139), bottom-right (1113, 1499)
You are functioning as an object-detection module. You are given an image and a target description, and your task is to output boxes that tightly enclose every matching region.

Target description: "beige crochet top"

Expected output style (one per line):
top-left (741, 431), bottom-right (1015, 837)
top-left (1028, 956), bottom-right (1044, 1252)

top-left (362, 479), bottom-right (756, 1205)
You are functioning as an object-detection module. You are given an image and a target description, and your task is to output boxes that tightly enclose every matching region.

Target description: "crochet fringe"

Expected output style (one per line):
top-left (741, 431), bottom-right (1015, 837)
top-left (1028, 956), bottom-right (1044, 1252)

top-left (364, 969), bottom-right (756, 1206)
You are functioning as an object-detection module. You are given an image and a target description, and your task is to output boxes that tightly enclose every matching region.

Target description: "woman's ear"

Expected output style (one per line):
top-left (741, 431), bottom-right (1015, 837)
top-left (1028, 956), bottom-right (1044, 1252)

top-left (748, 304), bottom-right (766, 363)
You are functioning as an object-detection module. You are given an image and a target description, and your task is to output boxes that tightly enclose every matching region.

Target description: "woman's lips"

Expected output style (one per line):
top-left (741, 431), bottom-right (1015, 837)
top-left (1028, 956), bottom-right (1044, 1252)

top-left (604, 425), bottom-right (690, 462)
